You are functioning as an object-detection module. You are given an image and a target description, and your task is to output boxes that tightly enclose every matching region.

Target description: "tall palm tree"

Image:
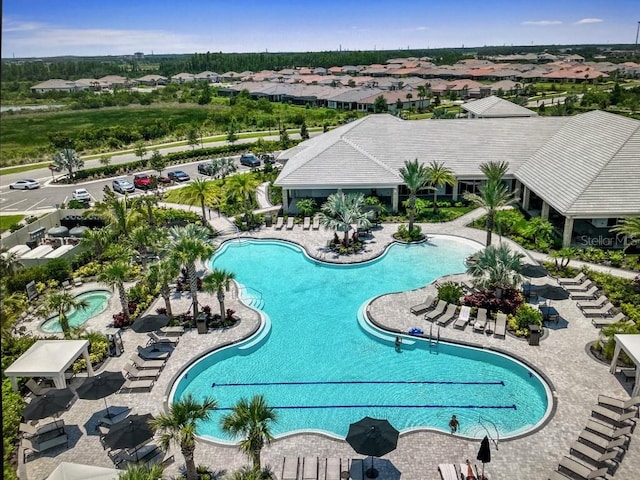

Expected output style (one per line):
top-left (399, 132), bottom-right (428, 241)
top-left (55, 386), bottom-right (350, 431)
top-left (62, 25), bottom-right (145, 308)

top-left (129, 225), bottom-right (163, 271)
top-left (43, 290), bottom-right (89, 339)
top-left (226, 173), bottom-right (260, 220)
top-left (398, 159), bottom-right (429, 232)
top-left (203, 268), bottom-right (236, 323)
top-left (0, 248), bottom-right (23, 277)
top-left (134, 194), bottom-right (159, 228)
top-left (146, 258), bottom-right (180, 319)
top-left (465, 243), bottom-right (524, 289)
top-left (425, 160), bottom-right (456, 214)
top-left (167, 225), bottom-right (215, 317)
top-left (94, 197), bottom-right (141, 239)
top-left (319, 192), bottom-right (372, 246)
top-left (221, 395), bottom-right (278, 471)
top-left (611, 217), bottom-right (640, 250)
top-left (464, 161), bottom-right (516, 246)
top-left (98, 260), bottom-right (132, 323)
top-left (52, 148), bottom-right (84, 181)
top-left (176, 177), bottom-right (222, 222)
top-left (80, 227), bottom-right (114, 258)
top-left (150, 394), bottom-right (218, 480)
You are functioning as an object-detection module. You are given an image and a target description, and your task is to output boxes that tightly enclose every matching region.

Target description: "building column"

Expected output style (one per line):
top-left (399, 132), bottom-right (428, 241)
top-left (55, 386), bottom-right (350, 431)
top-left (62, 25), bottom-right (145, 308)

top-left (562, 216), bottom-right (574, 248)
top-left (282, 189), bottom-right (289, 214)
top-left (609, 342), bottom-right (622, 374)
top-left (541, 201), bottom-right (550, 220)
top-left (452, 182), bottom-right (459, 201)
top-left (83, 346), bottom-right (94, 377)
top-left (522, 186), bottom-right (531, 210)
top-left (392, 187), bottom-right (399, 213)
top-left (514, 180), bottom-right (522, 201)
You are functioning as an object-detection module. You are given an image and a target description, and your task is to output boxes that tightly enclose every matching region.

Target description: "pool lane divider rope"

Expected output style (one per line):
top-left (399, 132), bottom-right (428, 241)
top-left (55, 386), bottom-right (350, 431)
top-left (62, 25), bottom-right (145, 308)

top-left (215, 404), bottom-right (517, 411)
top-left (212, 380), bottom-right (505, 387)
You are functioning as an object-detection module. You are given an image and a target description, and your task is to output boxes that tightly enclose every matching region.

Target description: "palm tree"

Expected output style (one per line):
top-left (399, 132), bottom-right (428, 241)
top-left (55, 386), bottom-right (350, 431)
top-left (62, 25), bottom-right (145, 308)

top-left (129, 225), bottom-right (162, 270)
top-left (417, 85), bottom-right (426, 110)
top-left (176, 177), bottom-right (222, 222)
top-left (1, 287), bottom-right (28, 339)
top-left (98, 260), bottom-right (132, 323)
top-left (146, 258), bottom-right (180, 319)
top-left (226, 173), bottom-right (260, 219)
top-left (424, 160), bottom-right (456, 214)
top-left (80, 227), bottom-right (114, 258)
top-left (150, 394), bottom-right (218, 480)
top-left (52, 148), bottom-right (84, 181)
top-left (221, 395), bottom-right (278, 471)
top-left (119, 464), bottom-right (164, 480)
top-left (465, 243), bottom-right (524, 289)
top-left (167, 225), bottom-right (215, 317)
top-left (464, 161), bottom-right (516, 246)
top-left (94, 197), bottom-right (141, 238)
top-left (611, 217), bottom-right (640, 250)
top-left (134, 194), bottom-right (159, 228)
top-left (398, 159), bottom-right (429, 232)
top-left (203, 269), bottom-right (236, 323)
top-left (43, 290), bottom-right (89, 338)
top-left (319, 192), bottom-right (372, 246)
top-left (0, 248), bottom-right (23, 277)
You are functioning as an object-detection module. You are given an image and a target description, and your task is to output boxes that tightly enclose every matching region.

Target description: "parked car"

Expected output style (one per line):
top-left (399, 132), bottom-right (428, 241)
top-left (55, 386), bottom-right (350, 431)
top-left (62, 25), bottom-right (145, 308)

top-left (168, 170), bottom-right (190, 182)
top-left (240, 154), bottom-right (261, 168)
top-left (133, 173), bottom-right (152, 190)
top-left (112, 179), bottom-right (135, 194)
top-left (72, 188), bottom-right (91, 202)
top-left (9, 179), bottom-right (40, 190)
top-left (260, 154), bottom-right (276, 164)
top-left (198, 162), bottom-right (213, 175)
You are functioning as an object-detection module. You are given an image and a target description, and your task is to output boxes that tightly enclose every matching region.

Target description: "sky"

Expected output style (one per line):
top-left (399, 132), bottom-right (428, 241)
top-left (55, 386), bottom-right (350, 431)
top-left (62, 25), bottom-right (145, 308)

top-left (2, 0), bottom-right (639, 58)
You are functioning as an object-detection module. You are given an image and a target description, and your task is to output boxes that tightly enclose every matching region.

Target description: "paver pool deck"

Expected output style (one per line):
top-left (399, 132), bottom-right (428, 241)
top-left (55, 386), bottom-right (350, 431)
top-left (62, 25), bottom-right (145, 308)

top-left (19, 210), bottom-right (639, 480)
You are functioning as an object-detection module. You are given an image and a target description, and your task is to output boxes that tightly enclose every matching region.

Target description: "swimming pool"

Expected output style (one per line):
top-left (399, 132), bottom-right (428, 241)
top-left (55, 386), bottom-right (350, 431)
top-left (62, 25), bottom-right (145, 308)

top-left (172, 237), bottom-right (552, 441)
top-left (40, 290), bottom-right (112, 333)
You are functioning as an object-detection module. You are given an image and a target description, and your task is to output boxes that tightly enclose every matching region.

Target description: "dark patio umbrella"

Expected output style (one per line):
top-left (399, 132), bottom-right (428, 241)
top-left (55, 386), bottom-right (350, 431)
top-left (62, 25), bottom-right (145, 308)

top-left (520, 263), bottom-right (548, 278)
top-left (23, 387), bottom-right (75, 421)
top-left (346, 417), bottom-right (399, 478)
top-left (476, 436), bottom-right (491, 479)
top-left (130, 314), bottom-right (169, 333)
top-left (535, 284), bottom-right (570, 301)
top-left (103, 413), bottom-right (154, 452)
top-left (76, 371), bottom-right (125, 418)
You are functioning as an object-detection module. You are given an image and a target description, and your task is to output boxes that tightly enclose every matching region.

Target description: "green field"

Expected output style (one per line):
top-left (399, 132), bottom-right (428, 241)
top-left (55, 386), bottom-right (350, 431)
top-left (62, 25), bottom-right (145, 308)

top-left (0, 215), bottom-right (25, 233)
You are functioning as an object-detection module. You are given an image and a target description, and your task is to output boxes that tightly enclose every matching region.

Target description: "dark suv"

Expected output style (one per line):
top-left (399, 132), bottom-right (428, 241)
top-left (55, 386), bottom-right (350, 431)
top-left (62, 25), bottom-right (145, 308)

top-left (133, 173), bottom-right (152, 190)
top-left (240, 154), bottom-right (261, 168)
top-left (260, 154), bottom-right (276, 164)
top-left (198, 162), bottom-right (213, 175)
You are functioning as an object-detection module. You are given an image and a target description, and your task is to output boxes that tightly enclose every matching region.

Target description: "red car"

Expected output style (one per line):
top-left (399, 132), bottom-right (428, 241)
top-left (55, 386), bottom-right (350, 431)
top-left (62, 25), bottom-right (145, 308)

top-left (133, 173), bottom-right (152, 190)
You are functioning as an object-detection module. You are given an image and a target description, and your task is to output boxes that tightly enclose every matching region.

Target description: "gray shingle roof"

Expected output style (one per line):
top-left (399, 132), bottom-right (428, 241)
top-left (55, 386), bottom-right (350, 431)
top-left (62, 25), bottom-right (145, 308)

top-left (462, 95), bottom-right (538, 117)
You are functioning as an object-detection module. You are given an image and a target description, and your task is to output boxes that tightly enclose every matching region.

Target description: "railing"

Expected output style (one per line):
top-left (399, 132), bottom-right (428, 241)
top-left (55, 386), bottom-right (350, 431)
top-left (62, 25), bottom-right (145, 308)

top-left (477, 416), bottom-right (500, 451)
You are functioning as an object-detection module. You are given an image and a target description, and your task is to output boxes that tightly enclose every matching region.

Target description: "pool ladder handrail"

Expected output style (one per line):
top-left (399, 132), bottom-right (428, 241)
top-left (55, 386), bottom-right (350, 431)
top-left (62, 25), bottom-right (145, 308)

top-left (477, 416), bottom-right (500, 451)
top-left (428, 324), bottom-right (440, 347)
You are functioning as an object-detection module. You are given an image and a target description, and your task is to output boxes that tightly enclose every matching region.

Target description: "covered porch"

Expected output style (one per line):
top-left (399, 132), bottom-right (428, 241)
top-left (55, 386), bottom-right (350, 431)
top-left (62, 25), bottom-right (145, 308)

top-left (609, 334), bottom-right (640, 397)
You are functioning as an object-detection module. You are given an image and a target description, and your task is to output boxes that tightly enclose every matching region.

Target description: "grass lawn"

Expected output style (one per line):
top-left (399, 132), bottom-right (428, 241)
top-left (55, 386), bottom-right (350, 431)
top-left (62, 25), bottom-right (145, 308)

top-left (0, 215), bottom-right (25, 233)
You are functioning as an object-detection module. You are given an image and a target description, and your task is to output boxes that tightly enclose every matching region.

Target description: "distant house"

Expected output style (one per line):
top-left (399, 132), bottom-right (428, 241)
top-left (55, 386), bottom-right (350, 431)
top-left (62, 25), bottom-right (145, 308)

top-left (221, 71), bottom-right (240, 82)
top-left (31, 79), bottom-right (78, 93)
top-left (461, 96), bottom-right (537, 119)
top-left (194, 71), bottom-right (219, 83)
top-left (358, 90), bottom-right (425, 112)
top-left (137, 74), bottom-right (168, 86)
top-left (171, 73), bottom-right (195, 83)
top-left (98, 75), bottom-right (131, 88)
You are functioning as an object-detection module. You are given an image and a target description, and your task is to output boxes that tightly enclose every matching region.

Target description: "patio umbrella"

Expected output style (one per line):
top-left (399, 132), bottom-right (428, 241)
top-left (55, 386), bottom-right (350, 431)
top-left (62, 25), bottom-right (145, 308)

top-left (476, 436), bottom-right (491, 479)
top-left (103, 413), bottom-right (155, 453)
top-left (23, 387), bottom-right (75, 421)
top-left (535, 284), bottom-right (570, 301)
top-left (76, 371), bottom-right (125, 418)
top-left (130, 314), bottom-right (170, 333)
top-left (520, 263), bottom-right (548, 278)
top-left (346, 417), bottom-right (399, 478)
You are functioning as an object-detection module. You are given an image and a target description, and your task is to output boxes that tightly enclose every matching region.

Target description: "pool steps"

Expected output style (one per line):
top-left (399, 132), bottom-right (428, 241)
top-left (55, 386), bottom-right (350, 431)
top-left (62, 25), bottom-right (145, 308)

top-left (238, 313), bottom-right (272, 351)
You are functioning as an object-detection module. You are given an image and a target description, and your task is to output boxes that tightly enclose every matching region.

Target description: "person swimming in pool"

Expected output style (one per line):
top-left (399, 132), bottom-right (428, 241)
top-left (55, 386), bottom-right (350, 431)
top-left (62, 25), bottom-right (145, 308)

top-left (449, 414), bottom-right (459, 434)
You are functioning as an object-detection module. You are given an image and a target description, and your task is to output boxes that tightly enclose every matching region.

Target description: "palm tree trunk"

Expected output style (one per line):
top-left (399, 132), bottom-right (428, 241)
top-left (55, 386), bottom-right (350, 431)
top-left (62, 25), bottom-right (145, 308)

top-left (161, 285), bottom-right (173, 318)
top-left (343, 227), bottom-right (350, 246)
top-left (253, 449), bottom-right (261, 471)
top-left (60, 312), bottom-right (71, 339)
top-left (146, 204), bottom-right (155, 227)
top-left (433, 189), bottom-right (439, 214)
top-left (187, 262), bottom-right (199, 318)
top-left (408, 195), bottom-right (415, 232)
top-left (200, 199), bottom-right (207, 223)
top-left (182, 445), bottom-right (198, 480)
top-left (217, 290), bottom-right (226, 322)
top-left (486, 210), bottom-right (494, 246)
top-left (117, 283), bottom-right (130, 322)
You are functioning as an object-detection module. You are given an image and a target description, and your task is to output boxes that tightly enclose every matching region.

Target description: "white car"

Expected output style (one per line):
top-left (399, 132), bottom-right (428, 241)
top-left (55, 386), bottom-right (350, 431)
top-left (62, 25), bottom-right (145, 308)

top-left (9, 179), bottom-right (40, 190)
top-left (71, 188), bottom-right (91, 202)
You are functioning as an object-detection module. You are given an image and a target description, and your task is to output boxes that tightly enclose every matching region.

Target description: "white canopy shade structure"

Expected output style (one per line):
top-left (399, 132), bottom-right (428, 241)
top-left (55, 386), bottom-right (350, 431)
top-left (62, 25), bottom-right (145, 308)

top-left (609, 334), bottom-right (640, 397)
top-left (46, 462), bottom-right (119, 480)
top-left (4, 340), bottom-right (94, 391)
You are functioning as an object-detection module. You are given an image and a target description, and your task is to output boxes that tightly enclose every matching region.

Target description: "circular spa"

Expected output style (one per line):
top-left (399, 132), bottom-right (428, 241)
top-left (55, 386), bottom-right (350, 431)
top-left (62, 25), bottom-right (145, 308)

top-left (40, 289), bottom-right (112, 333)
top-left (171, 238), bottom-right (553, 442)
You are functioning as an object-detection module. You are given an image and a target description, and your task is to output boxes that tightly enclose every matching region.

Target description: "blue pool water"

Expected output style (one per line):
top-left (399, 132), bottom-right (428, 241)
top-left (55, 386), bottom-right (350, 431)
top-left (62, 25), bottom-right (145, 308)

top-left (41, 290), bottom-right (112, 333)
top-left (172, 238), bottom-right (551, 441)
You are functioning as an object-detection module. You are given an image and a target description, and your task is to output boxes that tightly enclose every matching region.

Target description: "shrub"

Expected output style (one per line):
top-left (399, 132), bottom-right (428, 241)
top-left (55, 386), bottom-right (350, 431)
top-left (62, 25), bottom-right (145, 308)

top-left (394, 224), bottom-right (423, 242)
top-left (508, 303), bottom-right (543, 337)
top-left (44, 258), bottom-right (71, 282)
top-left (463, 287), bottom-right (523, 315)
top-left (437, 281), bottom-right (463, 304)
top-left (4, 266), bottom-right (46, 293)
top-left (3, 378), bottom-right (25, 480)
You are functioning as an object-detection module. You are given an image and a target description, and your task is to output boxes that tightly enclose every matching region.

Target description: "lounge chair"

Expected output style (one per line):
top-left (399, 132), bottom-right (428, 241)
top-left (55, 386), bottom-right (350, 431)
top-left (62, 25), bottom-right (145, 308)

top-left (123, 362), bottom-right (161, 380)
top-left (581, 303), bottom-right (615, 318)
top-left (436, 304), bottom-right (458, 326)
top-left (303, 217), bottom-right (311, 230)
top-left (557, 456), bottom-right (609, 480)
top-left (312, 216), bottom-right (320, 230)
top-left (20, 418), bottom-right (64, 437)
top-left (591, 405), bottom-right (637, 427)
top-left (286, 217), bottom-right (294, 230)
top-left (592, 312), bottom-right (627, 328)
top-left (282, 457), bottom-right (299, 480)
top-left (130, 353), bottom-right (165, 370)
top-left (597, 394), bottom-right (640, 413)
top-left (137, 345), bottom-right (171, 360)
top-left (461, 280), bottom-right (478, 294)
top-left (159, 325), bottom-right (185, 337)
top-left (62, 280), bottom-right (73, 290)
top-left (473, 308), bottom-right (488, 332)
top-left (22, 432), bottom-right (69, 461)
top-left (111, 443), bottom-right (160, 468)
top-left (98, 408), bottom-right (131, 427)
top-left (578, 296), bottom-right (608, 311)
top-left (349, 459), bottom-right (364, 480)
top-left (274, 217), bottom-right (284, 230)
top-left (578, 429), bottom-right (628, 452)
top-left (557, 272), bottom-right (587, 285)
top-left (147, 331), bottom-right (179, 347)
top-left (564, 280), bottom-right (594, 292)
top-left (25, 378), bottom-right (56, 396)
top-left (453, 305), bottom-right (472, 329)
top-left (425, 300), bottom-right (447, 321)
top-left (303, 456), bottom-right (318, 480)
top-left (493, 313), bottom-right (507, 338)
top-left (119, 378), bottom-right (154, 392)
top-left (570, 440), bottom-right (619, 465)
top-left (549, 471), bottom-right (572, 480)
top-left (325, 458), bottom-right (341, 480)
top-left (585, 419), bottom-right (633, 442)
top-left (410, 295), bottom-right (435, 315)
top-left (570, 286), bottom-right (599, 300)
top-left (437, 464), bottom-right (460, 480)
top-left (73, 277), bottom-right (83, 287)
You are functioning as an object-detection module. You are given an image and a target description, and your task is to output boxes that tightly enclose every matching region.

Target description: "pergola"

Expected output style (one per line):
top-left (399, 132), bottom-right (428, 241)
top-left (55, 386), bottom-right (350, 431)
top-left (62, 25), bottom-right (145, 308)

top-left (5, 340), bottom-right (94, 391)
top-left (609, 334), bottom-right (640, 397)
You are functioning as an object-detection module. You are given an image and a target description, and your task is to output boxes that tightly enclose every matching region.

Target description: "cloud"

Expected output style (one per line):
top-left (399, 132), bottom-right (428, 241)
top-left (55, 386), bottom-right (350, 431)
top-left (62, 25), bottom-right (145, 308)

top-left (521, 20), bottom-right (562, 26)
top-left (575, 18), bottom-right (603, 25)
top-left (416, 26), bottom-right (428, 31)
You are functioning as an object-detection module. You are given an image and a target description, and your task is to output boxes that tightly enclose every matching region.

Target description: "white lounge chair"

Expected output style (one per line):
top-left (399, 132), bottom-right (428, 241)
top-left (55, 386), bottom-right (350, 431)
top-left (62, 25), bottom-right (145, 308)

top-left (25, 378), bottom-right (56, 396)
top-left (130, 353), bottom-right (165, 370)
top-left (425, 300), bottom-right (447, 321)
top-left (578, 429), bottom-right (628, 452)
top-left (20, 418), bottom-right (64, 437)
top-left (437, 464), bottom-right (460, 480)
top-left (592, 312), bottom-right (627, 328)
top-left (62, 280), bottom-right (73, 290)
top-left (282, 457), bottom-right (299, 480)
top-left (473, 308), bottom-right (488, 332)
top-left (453, 305), bottom-right (472, 329)
top-left (22, 433), bottom-right (69, 461)
top-left (493, 313), bottom-right (507, 338)
top-left (73, 277), bottom-right (83, 287)
top-left (563, 279), bottom-right (593, 291)
top-left (436, 304), bottom-right (458, 327)
top-left (286, 217), bottom-right (295, 230)
top-left (410, 295), bottom-right (435, 315)
top-left (570, 286), bottom-right (599, 300)
top-left (591, 405), bottom-right (637, 426)
top-left (303, 456), bottom-right (318, 480)
top-left (147, 331), bottom-right (179, 346)
top-left (569, 442), bottom-right (618, 469)
top-left (585, 419), bottom-right (633, 441)
top-left (123, 362), bottom-right (161, 380)
top-left (578, 296), bottom-right (608, 311)
top-left (558, 456), bottom-right (608, 480)
top-left (312, 216), bottom-right (320, 230)
top-left (303, 217), bottom-right (311, 230)
top-left (120, 378), bottom-right (154, 392)
top-left (581, 303), bottom-right (615, 318)
top-left (274, 217), bottom-right (284, 230)
top-left (557, 272), bottom-right (587, 285)
top-left (597, 394), bottom-right (640, 413)
top-left (325, 458), bottom-right (341, 480)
